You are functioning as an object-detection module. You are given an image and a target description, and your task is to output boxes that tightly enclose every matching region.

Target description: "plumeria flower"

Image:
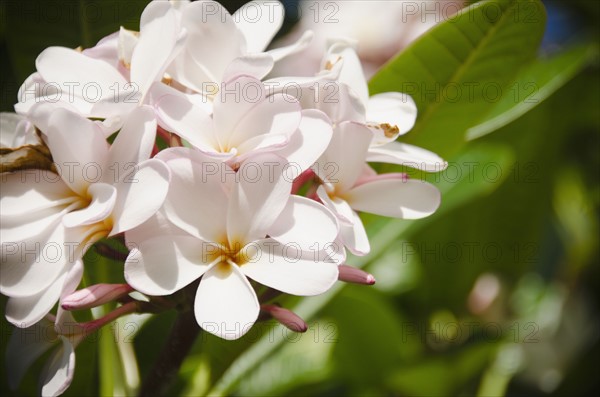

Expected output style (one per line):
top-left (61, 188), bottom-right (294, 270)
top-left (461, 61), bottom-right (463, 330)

top-left (321, 42), bottom-right (448, 172)
top-left (0, 106), bottom-right (169, 327)
top-left (16, 1), bottom-right (185, 134)
top-left (125, 151), bottom-right (341, 340)
top-left (156, 74), bottom-right (333, 169)
top-left (314, 123), bottom-right (441, 255)
top-left (165, 0), bottom-right (313, 96)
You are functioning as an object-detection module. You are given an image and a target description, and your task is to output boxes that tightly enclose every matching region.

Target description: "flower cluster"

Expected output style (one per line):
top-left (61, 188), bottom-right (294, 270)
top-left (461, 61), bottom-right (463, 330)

top-left (0, 0), bottom-right (446, 395)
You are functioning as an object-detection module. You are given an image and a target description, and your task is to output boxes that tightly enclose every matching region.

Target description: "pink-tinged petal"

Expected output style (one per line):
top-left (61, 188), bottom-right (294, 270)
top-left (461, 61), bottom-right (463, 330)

top-left (366, 141), bottom-right (448, 172)
top-left (323, 43), bottom-right (369, 106)
top-left (234, 134), bottom-right (289, 159)
top-left (339, 212), bottom-right (370, 256)
top-left (241, 239), bottom-right (339, 296)
top-left (125, 235), bottom-right (214, 296)
top-left (233, 1), bottom-right (284, 53)
top-left (118, 27), bottom-right (138, 67)
top-left (367, 93), bottom-right (417, 141)
top-left (156, 94), bottom-right (219, 153)
top-left (261, 304), bottom-right (307, 332)
top-left (194, 263), bottom-right (259, 340)
top-left (0, 170), bottom-right (76, 217)
top-left (228, 92), bottom-right (301, 151)
top-left (40, 336), bottom-right (75, 397)
top-left (5, 272), bottom-right (66, 328)
top-left (160, 152), bottom-right (230, 242)
top-left (213, 75), bottom-right (267, 145)
top-left (269, 195), bottom-right (338, 250)
top-left (296, 82), bottom-right (365, 125)
top-left (273, 109), bottom-right (332, 174)
top-left (54, 259), bottom-right (84, 327)
top-left (27, 102), bottom-right (81, 136)
top-left (46, 108), bottom-right (109, 196)
top-left (267, 30), bottom-right (313, 62)
top-left (184, 1), bottom-right (246, 83)
top-left (110, 159), bottom-right (170, 235)
top-left (315, 185), bottom-right (354, 226)
top-left (105, 106), bottom-right (157, 175)
top-left (315, 121), bottom-right (372, 191)
top-left (62, 183), bottom-right (116, 228)
top-left (36, 47), bottom-right (127, 98)
top-left (345, 179), bottom-right (441, 219)
top-left (223, 54), bottom-right (274, 82)
top-left (132, 1), bottom-right (180, 97)
top-left (84, 31), bottom-right (121, 69)
top-left (227, 154), bottom-right (291, 245)
top-left (0, 216), bottom-right (80, 298)
top-left (6, 317), bottom-right (56, 390)
top-left (166, 50), bottom-right (216, 96)
top-left (338, 265), bottom-right (376, 285)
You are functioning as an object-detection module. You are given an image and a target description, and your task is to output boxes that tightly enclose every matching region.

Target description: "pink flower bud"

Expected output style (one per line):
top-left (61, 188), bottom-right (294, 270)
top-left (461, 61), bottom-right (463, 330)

top-left (61, 284), bottom-right (133, 311)
top-left (338, 265), bottom-right (376, 285)
top-left (262, 304), bottom-right (307, 332)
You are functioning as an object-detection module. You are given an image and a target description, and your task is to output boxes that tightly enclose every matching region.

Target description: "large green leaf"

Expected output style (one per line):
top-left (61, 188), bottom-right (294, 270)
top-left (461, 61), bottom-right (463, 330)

top-left (368, 0), bottom-right (546, 157)
top-left (467, 43), bottom-right (598, 140)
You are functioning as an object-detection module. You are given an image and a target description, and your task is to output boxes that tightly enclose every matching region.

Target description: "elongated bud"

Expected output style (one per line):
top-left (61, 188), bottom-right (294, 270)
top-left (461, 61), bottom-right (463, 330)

top-left (262, 304), bottom-right (307, 332)
top-left (61, 284), bottom-right (133, 310)
top-left (338, 265), bottom-right (376, 285)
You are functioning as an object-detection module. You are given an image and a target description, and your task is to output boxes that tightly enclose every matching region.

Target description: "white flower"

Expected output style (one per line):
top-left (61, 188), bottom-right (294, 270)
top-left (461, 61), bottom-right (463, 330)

top-left (0, 112), bottom-right (39, 148)
top-left (314, 123), bottom-right (441, 255)
top-left (165, 0), bottom-right (313, 95)
top-left (125, 150), bottom-right (341, 340)
top-left (156, 75), bottom-right (333, 169)
top-left (16, 1), bottom-right (185, 133)
top-left (0, 106), bottom-right (170, 327)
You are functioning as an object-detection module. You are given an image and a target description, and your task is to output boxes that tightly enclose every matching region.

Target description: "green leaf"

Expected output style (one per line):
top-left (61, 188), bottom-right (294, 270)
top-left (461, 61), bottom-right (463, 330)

top-left (467, 43), bottom-right (599, 140)
top-left (368, 0), bottom-right (546, 157)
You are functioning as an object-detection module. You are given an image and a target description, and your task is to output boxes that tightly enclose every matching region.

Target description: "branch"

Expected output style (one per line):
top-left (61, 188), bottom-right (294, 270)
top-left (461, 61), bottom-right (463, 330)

top-left (137, 309), bottom-right (200, 397)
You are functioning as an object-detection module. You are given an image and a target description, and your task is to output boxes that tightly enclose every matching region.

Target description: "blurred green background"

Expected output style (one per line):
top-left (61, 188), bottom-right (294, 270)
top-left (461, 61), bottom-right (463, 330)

top-left (1, 0), bottom-right (598, 396)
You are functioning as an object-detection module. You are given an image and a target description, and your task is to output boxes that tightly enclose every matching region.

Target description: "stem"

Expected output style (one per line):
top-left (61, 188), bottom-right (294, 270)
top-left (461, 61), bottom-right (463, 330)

top-left (138, 309), bottom-right (200, 397)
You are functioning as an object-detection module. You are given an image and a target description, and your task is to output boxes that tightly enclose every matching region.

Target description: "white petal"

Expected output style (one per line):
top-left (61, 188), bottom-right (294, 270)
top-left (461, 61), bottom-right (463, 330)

top-left (269, 195), bottom-right (338, 250)
top-left (62, 183), bottom-right (116, 228)
top-left (6, 317), bottom-right (56, 390)
top-left (241, 239), bottom-right (339, 296)
top-left (125, 235), bottom-right (213, 296)
top-left (118, 27), bottom-right (138, 67)
top-left (233, 1), bottom-right (284, 53)
top-left (315, 185), bottom-right (354, 225)
top-left (0, 113), bottom-right (23, 147)
top-left (194, 264), bottom-right (259, 340)
top-left (156, 94), bottom-right (219, 153)
top-left (268, 30), bottom-right (313, 62)
top-left (315, 121), bottom-right (372, 191)
top-left (36, 47), bottom-right (127, 99)
top-left (227, 154), bottom-right (291, 245)
top-left (323, 43), bottom-right (369, 106)
top-left (367, 92), bottom-right (417, 141)
top-left (105, 105), bottom-right (157, 175)
top-left (160, 151), bottom-right (230, 242)
top-left (40, 337), bottom-right (75, 397)
top-left (366, 141), bottom-right (448, 172)
top-left (0, 170), bottom-right (75, 217)
top-left (273, 109), bottom-right (332, 174)
top-left (345, 179), bottom-right (441, 219)
top-left (0, 215), bottom-right (79, 298)
top-left (132, 1), bottom-right (179, 96)
top-left (5, 272), bottom-right (66, 328)
top-left (228, 92), bottom-right (301, 151)
top-left (183, 1), bottom-right (245, 84)
top-left (46, 108), bottom-right (109, 196)
top-left (222, 54), bottom-right (274, 82)
top-left (110, 159), bottom-right (170, 235)
top-left (339, 211), bottom-right (370, 256)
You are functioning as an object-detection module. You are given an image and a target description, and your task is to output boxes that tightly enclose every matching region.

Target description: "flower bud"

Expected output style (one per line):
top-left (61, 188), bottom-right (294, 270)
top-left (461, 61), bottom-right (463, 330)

top-left (261, 304), bottom-right (307, 332)
top-left (61, 284), bottom-right (133, 310)
top-left (338, 265), bottom-right (376, 285)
